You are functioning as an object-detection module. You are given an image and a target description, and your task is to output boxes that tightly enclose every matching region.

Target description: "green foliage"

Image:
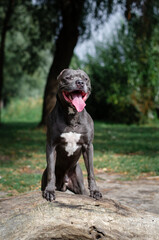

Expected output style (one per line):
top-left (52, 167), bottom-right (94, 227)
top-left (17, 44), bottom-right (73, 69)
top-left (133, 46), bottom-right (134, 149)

top-left (0, 0), bottom-right (134, 106)
top-left (3, 34), bottom-right (51, 103)
top-left (0, 3), bottom-right (52, 104)
top-left (83, 25), bottom-right (138, 123)
top-left (83, 19), bottom-right (159, 123)
top-left (70, 54), bottom-right (84, 70)
top-left (1, 0), bottom-right (159, 124)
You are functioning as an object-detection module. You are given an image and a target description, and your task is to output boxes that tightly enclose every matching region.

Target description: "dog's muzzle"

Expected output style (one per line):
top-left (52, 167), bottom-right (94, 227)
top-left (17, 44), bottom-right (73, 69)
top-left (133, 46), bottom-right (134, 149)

top-left (62, 90), bottom-right (88, 112)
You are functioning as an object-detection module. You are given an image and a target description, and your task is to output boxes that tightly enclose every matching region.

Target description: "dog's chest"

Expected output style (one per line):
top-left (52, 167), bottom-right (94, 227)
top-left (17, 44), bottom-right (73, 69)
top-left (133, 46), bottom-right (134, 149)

top-left (60, 132), bottom-right (81, 157)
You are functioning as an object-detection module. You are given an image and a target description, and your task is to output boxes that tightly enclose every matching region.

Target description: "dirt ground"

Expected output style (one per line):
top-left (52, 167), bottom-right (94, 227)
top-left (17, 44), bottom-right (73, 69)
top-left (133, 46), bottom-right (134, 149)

top-left (96, 173), bottom-right (159, 215)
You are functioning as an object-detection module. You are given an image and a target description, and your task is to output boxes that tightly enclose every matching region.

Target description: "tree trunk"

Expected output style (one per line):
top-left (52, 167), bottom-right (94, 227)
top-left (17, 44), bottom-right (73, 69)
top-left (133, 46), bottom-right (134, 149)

top-left (0, 191), bottom-right (159, 240)
top-left (0, 0), bottom-right (14, 124)
top-left (40, 0), bottom-right (85, 126)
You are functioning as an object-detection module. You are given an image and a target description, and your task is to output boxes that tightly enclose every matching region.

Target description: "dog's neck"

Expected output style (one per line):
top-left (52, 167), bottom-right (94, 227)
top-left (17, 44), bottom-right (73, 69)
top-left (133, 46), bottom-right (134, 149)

top-left (57, 99), bottom-right (84, 126)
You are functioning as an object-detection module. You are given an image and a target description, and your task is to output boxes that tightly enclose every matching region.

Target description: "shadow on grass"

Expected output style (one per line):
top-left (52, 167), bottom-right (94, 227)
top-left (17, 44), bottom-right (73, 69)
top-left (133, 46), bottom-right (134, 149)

top-left (1, 122), bottom-right (159, 164)
top-left (94, 122), bottom-right (159, 156)
top-left (0, 122), bottom-right (46, 167)
top-left (92, 122), bottom-right (159, 178)
top-left (0, 121), bottom-right (159, 193)
top-left (0, 122), bottom-right (46, 194)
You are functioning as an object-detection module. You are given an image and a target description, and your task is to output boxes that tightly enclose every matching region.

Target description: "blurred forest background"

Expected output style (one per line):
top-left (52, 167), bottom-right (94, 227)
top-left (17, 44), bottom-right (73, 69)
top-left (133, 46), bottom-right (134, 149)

top-left (0, 0), bottom-right (159, 124)
top-left (0, 0), bottom-right (159, 195)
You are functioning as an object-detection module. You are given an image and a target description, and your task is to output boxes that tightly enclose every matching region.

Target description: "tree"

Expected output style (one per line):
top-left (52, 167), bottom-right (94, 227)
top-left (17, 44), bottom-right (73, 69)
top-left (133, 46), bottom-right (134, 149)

top-left (39, 0), bottom-right (159, 125)
top-left (0, 1), bottom-right (53, 108)
top-left (84, 25), bottom-right (140, 123)
top-left (40, 0), bottom-right (85, 125)
top-left (82, 1), bottom-right (159, 123)
top-left (124, 0), bottom-right (159, 121)
top-left (39, 0), bottom-right (122, 125)
top-left (0, 0), bottom-right (14, 122)
top-left (1, 0), bottom-right (158, 124)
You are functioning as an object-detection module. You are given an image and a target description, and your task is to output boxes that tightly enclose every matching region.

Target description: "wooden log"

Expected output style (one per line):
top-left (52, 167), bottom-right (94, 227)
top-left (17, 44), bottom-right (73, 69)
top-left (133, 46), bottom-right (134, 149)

top-left (0, 191), bottom-right (159, 240)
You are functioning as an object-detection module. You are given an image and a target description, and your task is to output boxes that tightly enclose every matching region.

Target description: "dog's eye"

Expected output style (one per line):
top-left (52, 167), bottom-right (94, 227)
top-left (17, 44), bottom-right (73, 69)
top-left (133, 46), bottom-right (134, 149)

top-left (65, 77), bottom-right (69, 80)
top-left (82, 75), bottom-right (88, 81)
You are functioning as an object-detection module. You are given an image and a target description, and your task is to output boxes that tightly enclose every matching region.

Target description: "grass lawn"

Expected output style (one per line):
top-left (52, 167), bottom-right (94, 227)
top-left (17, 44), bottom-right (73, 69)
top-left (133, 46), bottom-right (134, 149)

top-left (0, 98), bottom-right (159, 196)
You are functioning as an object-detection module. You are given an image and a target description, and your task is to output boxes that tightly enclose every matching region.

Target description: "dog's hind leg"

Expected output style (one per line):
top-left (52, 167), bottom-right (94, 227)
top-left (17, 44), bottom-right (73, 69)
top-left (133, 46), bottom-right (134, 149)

top-left (67, 163), bottom-right (88, 195)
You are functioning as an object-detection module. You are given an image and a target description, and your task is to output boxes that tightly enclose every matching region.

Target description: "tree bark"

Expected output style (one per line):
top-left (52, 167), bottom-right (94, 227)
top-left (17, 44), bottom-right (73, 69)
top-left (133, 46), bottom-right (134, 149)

top-left (0, 0), bottom-right (14, 123)
top-left (0, 191), bottom-right (159, 240)
top-left (40, 0), bottom-right (85, 126)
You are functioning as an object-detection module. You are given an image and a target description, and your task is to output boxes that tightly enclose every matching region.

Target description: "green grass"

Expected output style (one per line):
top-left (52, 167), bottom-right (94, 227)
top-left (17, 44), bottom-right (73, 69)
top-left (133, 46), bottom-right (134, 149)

top-left (0, 98), bottom-right (159, 196)
top-left (93, 123), bottom-right (159, 179)
top-left (2, 97), bottom-right (42, 122)
top-left (0, 122), bottom-right (46, 195)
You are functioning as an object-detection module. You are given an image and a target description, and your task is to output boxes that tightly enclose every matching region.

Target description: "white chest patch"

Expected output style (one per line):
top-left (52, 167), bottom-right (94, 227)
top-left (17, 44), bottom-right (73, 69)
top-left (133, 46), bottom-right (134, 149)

top-left (61, 132), bottom-right (81, 156)
top-left (68, 107), bottom-right (75, 115)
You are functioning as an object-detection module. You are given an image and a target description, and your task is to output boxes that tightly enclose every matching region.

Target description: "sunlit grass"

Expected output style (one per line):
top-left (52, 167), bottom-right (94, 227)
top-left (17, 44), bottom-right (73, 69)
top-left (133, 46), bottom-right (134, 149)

top-left (0, 98), bottom-right (159, 196)
top-left (0, 122), bottom-right (46, 194)
top-left (2, 97), bottom-right (42, 122)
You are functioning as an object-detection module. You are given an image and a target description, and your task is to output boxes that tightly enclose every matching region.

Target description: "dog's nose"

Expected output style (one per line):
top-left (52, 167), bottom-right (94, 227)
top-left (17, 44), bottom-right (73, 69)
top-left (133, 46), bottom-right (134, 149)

top-left (76, 80), bottom-right (84, 88)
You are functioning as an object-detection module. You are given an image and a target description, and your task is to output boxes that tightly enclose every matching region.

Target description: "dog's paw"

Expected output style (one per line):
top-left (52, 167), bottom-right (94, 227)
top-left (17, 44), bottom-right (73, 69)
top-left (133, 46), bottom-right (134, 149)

top-left (42, 190), bottom-right (55, 202)
top-left (90, 190), bottom-right (102, 200)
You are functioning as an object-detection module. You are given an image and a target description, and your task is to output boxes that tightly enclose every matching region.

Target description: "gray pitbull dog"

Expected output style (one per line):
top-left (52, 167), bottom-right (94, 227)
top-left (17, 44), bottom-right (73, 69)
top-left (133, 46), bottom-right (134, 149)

top-left (41, 69), bottom-right (102, 201)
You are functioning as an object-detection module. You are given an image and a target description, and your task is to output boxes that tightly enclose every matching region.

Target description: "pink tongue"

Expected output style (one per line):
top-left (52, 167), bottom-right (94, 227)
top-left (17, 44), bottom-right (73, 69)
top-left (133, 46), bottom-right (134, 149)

top-left (71, 93), bottom-right (86, 112)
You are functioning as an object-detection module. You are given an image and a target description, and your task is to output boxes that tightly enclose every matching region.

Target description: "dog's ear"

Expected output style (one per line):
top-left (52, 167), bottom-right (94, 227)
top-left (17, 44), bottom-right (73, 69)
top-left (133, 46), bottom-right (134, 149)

top-left (57, 69), bottom-right (67, 80)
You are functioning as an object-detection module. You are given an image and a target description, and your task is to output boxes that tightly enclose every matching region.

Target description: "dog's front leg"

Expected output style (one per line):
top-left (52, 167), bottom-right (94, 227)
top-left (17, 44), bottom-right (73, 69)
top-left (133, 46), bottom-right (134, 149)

top-left (43, 144), bottom-right (56, 202)
top-left (83, 143), bottom-right (102, 200)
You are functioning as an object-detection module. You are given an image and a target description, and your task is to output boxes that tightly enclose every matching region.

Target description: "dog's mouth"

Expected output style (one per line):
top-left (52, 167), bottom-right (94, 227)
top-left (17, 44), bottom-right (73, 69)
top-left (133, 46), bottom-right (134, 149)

top-left (62, 90), bottom-right (88, 112)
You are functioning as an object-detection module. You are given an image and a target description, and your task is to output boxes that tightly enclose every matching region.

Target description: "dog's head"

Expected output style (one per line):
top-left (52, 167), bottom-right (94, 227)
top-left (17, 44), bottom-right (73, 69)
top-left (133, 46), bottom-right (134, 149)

top-left (57, 69), bottom-right (91, 112)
